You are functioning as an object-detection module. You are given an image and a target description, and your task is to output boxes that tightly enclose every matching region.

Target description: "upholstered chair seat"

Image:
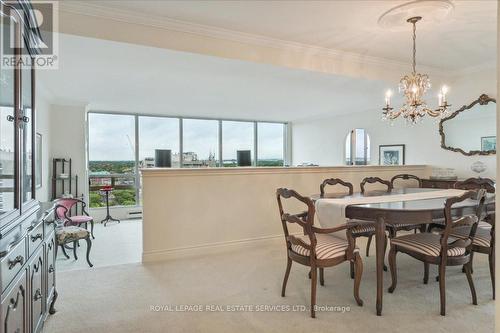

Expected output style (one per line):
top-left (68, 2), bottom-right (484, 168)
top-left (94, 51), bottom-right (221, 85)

top-left (390, 233), bottom-right (466, 257)
top-left (68, 215), bottom-right (93, 224)
top-left (350, 223), bottom-right (375, 235)
top-left (56, 226), bottom-right (90, 243)
top-left (449, 225), bottom-right (492, 249)
top-left (291, 234), bottom-right (360, 260)
top-left (55, 225), bottom-right (93, 267)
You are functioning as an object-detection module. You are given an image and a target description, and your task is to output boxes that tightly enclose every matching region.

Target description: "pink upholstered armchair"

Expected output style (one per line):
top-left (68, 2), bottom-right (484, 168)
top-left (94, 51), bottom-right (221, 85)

top-left (54, 198), bottom-right (95, 239)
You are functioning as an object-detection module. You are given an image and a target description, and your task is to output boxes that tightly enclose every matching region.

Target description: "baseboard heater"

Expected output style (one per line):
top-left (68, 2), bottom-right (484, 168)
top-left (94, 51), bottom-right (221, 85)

top-left (127, 210), bottom-right (143, 219)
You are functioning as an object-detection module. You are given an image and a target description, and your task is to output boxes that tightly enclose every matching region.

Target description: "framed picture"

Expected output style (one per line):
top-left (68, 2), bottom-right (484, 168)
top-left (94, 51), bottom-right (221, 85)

top-left (379, 144), bottom-right (405, 166)
top-left (481, 136), bottom-right (496, 151)
top-left (35, 133), bottom-right (42, 188)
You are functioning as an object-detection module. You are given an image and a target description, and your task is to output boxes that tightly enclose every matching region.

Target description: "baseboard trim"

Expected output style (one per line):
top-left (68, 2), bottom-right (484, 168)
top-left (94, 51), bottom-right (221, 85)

top-left (142, 233), bottom-right (294, 262)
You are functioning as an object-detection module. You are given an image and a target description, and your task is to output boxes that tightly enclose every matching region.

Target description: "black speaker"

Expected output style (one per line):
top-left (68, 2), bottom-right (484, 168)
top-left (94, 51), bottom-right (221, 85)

top-left (155, 149), bottom-right (172, 167)
top-left (237, 150), bottom-right (252, 167)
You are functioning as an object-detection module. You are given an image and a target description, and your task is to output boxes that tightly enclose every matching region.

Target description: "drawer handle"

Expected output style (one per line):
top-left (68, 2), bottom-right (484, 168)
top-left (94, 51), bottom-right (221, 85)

top-left (48, 264), bottom-right (54, 273)
top-left (8, 255), bottom-right (24, 269)
top-left (31, 233), bottom-right (43, 242)
top-left (34, 288), bottom-right (42, 301)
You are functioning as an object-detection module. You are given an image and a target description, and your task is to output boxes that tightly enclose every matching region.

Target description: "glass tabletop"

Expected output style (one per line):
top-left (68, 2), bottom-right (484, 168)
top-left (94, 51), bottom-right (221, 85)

top-left (315, 188), bottom-right (494, 212)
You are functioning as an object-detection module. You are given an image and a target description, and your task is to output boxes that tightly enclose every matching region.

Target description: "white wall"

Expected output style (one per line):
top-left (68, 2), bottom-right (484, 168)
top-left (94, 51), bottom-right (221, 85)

top-left (292, 69), bottom-right (497, 179)
top-left (49, 104), bottom-right (88, 200)
top-left (35, 88), bottom-right (52, 202)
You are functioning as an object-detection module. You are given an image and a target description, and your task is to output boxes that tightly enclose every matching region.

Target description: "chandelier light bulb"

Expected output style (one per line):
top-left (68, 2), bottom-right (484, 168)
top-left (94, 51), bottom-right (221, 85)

top-left (385, 90), bottom-right (393, 106)
top-left (441, 85), bottom-right (448, 103)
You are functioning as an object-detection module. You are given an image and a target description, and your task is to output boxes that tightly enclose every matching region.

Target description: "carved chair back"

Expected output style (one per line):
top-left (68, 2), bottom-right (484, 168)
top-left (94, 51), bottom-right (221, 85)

top-left (390, 174), bottom-right (422, 188)
top-left (276, 188), bottom-right (317, 257)
top-left (54, 198), bottom-right (89, 224)
top-left (454, 178), bottom-right (495, 193)
top-left (54, 198), bottom-right (78, 220)
top-left (441, 190), bottom-right (486, 258)
top-left (320, 178), bottom-right (354, 198)
top-left (360, 177), bottom-right (393, 194)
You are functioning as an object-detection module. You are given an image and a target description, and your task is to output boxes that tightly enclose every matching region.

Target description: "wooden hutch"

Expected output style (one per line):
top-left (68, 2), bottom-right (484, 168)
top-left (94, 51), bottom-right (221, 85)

top-left (0, 1), bottom-right (57, 332)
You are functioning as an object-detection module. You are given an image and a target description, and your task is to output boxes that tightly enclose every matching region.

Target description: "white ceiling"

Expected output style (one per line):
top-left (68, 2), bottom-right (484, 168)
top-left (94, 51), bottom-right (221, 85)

top-left (39, 34), bottom-right (392, 122)
top-left (69, 0), bottom-right (496, 71)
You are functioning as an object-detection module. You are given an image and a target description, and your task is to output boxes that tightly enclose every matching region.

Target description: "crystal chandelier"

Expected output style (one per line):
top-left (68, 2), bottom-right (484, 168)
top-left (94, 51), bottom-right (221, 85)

top-left (382, 16), bottom-right (451, 124)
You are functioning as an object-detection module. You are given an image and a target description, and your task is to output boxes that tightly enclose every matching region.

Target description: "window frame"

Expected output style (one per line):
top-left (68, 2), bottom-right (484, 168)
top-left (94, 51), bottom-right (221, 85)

top-left (86, 111), bottom-right (289, 208)
top-left (345, 128), bottom-right (371, 166)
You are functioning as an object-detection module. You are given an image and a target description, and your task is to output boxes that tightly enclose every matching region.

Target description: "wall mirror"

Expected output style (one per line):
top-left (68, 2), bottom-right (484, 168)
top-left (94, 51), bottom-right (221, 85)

top-left (439, 94), bottom-right (496, 156)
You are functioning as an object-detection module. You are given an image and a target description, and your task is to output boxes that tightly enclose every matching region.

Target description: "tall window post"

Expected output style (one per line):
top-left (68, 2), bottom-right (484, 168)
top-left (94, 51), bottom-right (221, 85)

top-left (218, 120), bottom-right (223, 167)
top-left (253, 122), bottom-right (258, 166)
top-left (134, 115), bottom-right (140, 205)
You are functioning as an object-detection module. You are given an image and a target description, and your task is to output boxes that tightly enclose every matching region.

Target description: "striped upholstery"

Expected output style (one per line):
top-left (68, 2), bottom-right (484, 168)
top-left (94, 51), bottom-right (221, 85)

top-left (351, 224), bottom-right (375, 235)
top-left (350, 222), bottom-right (422, 235)
top-left (478, 221), bottom-right (492, 229)
top-left (450, 225), bottom-right (492, 248)
top-left (391, 223), bottom-right (423, 230)
top-left (291, 234), bottom-right (359, 260)
top-left (391, 233), bottom-right (466, 257)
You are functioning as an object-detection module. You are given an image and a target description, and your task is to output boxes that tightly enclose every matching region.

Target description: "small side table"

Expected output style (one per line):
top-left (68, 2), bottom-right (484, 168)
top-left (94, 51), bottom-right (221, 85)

top-left (99, 187), bottom-right (120, 226)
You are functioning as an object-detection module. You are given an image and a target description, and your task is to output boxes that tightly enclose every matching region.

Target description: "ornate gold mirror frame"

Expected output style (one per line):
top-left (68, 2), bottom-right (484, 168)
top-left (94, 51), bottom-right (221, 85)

top-left (439, 94), bottom-right (496, 156)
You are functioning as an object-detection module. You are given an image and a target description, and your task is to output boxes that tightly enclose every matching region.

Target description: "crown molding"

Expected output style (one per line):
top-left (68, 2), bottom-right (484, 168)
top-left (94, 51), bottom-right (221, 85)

top-left (59, 1), bottom-right (454, 77)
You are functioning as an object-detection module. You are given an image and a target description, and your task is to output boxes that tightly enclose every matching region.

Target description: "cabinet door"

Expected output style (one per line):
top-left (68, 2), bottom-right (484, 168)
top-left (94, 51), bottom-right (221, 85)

top-left (29, 249), bottom-right (44, 333)
top-left (0, 6), bottom-right (20, 222)
top-left (1, 269), bottom-right (28, 333)
top-left (45, 235), bottom-right (55, 310)
top-left (21, 67), bottom-right (34, 206)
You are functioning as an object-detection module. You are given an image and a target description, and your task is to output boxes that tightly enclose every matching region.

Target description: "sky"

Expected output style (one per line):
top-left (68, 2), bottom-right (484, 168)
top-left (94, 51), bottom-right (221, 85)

top-left (88, 113), bottom-right (284, 161)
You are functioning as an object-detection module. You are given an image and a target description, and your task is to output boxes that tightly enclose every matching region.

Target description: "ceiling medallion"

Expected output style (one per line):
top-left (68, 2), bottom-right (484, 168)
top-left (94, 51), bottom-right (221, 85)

top-left (382, 16), bottom-right (451, 125)
top-left (378, 0), bottom-right (454, 31)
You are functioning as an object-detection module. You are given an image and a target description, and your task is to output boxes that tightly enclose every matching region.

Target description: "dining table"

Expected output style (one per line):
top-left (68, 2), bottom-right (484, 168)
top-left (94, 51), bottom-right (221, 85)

top-left (312, 187), bottom-right (495, 316)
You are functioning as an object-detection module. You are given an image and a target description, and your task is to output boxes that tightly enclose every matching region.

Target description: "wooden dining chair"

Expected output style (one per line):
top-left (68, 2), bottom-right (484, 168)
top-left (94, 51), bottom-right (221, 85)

top-left (454, 178), bottom-right (495, 193)
top-left (320, 178), bottom-right (354, 197)
top-left (388, 174), bottom-right (427, 235)
top-left (449, 211), bottom-right (495, 299)
top-left (276, 188), bottom-right (363, 318)
top-left (360, 177), bottom-right (393, 194)
top-left (388, 190), bottom-right (486, 315)
top-left (356, 177), bottom-right (392, 259)
top-left (390, 174), bottom-right (423, 188)
top-left (447, 178), bottom-right (496, 299)
top-left (320, 178), bottom-right (374, 277)
top-left (353, 175), bottom-right (425, 256)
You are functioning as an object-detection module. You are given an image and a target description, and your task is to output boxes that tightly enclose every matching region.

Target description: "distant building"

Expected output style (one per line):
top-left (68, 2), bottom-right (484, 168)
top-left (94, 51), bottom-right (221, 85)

top-left (140, 157), bottom-right (155, 168)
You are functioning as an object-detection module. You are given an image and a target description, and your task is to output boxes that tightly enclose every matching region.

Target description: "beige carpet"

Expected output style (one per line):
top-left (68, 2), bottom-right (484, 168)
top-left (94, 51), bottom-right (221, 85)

top-left (56, 220), bottom-right (142, 272)
top-left (44, 238), bottom-right (494, 333)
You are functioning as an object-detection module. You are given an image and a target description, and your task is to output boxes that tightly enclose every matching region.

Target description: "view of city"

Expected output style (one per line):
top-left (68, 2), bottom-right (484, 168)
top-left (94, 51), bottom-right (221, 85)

top-left (88, 155), bottom-right (284, 208)
top-left (88, 113), bottom-right (286, 208)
